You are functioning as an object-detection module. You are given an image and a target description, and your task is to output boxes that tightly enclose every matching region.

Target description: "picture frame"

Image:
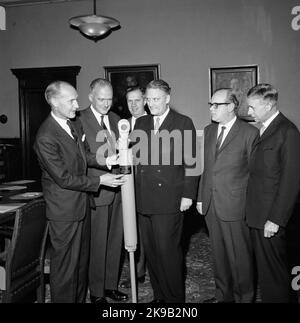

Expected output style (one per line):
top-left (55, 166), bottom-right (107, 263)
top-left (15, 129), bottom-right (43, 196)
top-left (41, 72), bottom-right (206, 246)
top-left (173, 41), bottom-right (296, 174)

top-left (104, 64), bottom-right (160, 118)
top-left (209, 65), bottom-right (259, 121)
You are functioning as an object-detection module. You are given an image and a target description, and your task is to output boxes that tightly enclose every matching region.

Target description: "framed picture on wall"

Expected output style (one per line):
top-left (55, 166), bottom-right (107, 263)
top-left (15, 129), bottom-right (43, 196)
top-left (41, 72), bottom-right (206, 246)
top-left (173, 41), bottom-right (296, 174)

top-left (209, 65), bottom-right (258, 121)
top-left (104, 64), bottom-right (160, 118)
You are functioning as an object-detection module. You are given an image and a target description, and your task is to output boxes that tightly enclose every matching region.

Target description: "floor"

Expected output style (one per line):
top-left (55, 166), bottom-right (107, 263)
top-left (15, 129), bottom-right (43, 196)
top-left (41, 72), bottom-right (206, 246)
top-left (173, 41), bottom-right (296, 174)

top-left (2, 206), bottom-right (300, 303)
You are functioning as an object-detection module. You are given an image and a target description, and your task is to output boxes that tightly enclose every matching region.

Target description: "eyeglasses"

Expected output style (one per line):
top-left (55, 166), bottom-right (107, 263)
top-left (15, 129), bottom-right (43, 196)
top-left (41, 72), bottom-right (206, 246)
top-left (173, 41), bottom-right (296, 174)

top-left (146, 97), bottom-right (164, 104)
top-left (208, 102), bottom-right (231, 109)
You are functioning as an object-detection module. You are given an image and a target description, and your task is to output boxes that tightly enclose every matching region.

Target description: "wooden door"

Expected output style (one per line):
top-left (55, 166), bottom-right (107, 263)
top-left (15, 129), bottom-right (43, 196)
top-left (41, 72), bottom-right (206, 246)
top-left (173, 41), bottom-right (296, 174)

top-left (11, 66), bottom-right (81, 181)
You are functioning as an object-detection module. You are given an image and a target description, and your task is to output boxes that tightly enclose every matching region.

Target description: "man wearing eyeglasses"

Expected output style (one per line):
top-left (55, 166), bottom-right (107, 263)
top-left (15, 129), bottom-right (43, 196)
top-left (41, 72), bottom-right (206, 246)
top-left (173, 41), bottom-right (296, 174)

top-left (246, 84), bottom-right (300, 302)
top-left (197, 88), bottom-right (259, 303)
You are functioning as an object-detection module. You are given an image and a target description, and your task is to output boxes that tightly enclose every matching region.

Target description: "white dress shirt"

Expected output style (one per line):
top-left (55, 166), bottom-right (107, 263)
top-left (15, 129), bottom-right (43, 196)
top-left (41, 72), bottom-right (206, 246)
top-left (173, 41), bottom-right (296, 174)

top-left (217, 116), bottom-right (237, 148)
top-left (90, 105), bottom-right (112, 134)
top-left (260, 110), bottom-right (279, 135)
top-left (153, 107), bottom-right (170, 130)
top-left (131, 112), bottom-right (147, 130)
top-left (51, 112), bottom-right (74, 139)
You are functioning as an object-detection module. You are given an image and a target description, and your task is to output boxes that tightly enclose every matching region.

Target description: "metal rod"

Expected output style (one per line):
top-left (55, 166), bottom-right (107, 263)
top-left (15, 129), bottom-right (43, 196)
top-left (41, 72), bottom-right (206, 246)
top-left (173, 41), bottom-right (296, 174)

top-left (129, 251), bottom-right (137, 303)
top-left (93, 0), bottom-right (96, 15)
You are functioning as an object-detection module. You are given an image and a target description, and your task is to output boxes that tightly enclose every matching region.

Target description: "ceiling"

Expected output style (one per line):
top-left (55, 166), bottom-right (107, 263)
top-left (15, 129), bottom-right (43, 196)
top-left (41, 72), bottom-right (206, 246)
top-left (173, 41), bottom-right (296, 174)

top-left (0, 0), bottom-right (84, 7)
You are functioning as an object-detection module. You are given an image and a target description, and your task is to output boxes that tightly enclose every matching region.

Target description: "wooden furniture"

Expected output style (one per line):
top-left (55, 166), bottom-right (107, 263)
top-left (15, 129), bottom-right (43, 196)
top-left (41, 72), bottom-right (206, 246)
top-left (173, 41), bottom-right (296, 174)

top-left (0, 199), bottom-right (48, 303)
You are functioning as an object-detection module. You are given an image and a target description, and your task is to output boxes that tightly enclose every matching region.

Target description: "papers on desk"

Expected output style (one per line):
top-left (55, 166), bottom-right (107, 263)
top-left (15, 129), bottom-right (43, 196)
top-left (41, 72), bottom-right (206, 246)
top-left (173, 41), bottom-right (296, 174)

top-left (9, 192), bottom-right (43, 200)
top-left (0, 203), bottom-right (26, 214)
top-left (0, 186), bottom-right (27, 191)
top-left (3, 180), bottom-right (36, 185)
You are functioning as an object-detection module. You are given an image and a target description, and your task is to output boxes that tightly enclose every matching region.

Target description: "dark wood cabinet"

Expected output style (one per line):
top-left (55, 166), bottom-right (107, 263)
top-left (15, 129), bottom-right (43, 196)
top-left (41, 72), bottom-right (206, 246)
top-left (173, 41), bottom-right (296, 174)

top-left (0, 139), bottom-right (22, 182)
top-left (11, 66), bottom-right (81, 181)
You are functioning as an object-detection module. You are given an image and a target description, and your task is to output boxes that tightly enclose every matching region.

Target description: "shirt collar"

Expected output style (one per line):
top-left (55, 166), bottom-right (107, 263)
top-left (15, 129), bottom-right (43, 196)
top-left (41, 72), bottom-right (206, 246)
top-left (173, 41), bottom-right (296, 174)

top-left (51, 111), bottom-right (68, 126)
top-left (262, 110), bottom-right (279, 129)
top-left (218, 116), bottom-right (237, 131)
top-left (91, 105), bottom-right (106, 119)
top-left (154, 107), bottom-right (170, 122)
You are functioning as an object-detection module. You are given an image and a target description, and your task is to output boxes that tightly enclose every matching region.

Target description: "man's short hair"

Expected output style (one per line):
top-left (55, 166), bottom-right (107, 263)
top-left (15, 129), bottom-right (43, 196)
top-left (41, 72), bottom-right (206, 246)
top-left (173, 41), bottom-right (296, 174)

top-left (213, 88), bottom-right (239, 110)
top-left (247, 83), bottom-right (278, 103)
top-left (146, 79), bottom-right (171, 94)
top-left (89, 78), bottom-right (112, 92)
top-left (126, 85), bottom-right (145, 97)
top-left (45, 81), bottom-right (70, 105)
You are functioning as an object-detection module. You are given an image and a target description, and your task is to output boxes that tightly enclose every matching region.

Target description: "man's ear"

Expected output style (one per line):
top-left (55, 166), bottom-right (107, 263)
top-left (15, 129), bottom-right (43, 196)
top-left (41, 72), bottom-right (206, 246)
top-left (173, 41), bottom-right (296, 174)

top-left (88, 93), bottom-right (93, 103)
top-left (49, 97), bottom-right (57, 109)
top-left (265, 102), bottom-right (273, 112)
top-left (228, 102), bottom-right (235, 113)
top-left (166, 94), bottom-right (170, 105)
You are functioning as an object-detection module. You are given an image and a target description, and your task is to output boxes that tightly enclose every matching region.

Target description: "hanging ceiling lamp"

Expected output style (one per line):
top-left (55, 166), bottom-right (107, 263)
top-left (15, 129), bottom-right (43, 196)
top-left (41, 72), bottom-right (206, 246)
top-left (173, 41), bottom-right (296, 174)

top-left (69, 0), bottom-right (120, 41)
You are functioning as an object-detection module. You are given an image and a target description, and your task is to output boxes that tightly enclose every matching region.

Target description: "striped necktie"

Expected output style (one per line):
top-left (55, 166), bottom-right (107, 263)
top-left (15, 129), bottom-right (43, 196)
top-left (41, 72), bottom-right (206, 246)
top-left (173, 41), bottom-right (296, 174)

top-left (216, 126), bottom-right (226, 151)
top-left (100, 115), bottom-right (107, 130)
top-left (154, 117), bottom-right (160, 134)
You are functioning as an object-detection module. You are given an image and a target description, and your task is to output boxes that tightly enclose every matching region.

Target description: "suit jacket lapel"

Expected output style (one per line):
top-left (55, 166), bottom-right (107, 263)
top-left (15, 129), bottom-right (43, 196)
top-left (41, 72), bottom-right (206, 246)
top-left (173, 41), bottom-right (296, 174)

top-left (259, 112), bottom-right (282, 142)
top-left (49, 115), bottom-right (86, 165)
top-left (156, 109), bottom-right (175, 132)
top-left (207, 123), bottom-right (218, 159)
top-left (218, 119), bottom-right (240, 154)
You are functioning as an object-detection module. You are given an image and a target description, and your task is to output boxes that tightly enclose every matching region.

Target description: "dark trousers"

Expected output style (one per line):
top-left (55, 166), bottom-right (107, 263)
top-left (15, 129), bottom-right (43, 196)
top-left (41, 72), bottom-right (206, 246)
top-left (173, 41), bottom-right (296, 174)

top-left (48, 212), bottom-right (90, 303)
top-left (251, 227), bottom-right (292, 303)
top-left (136, 221), bottom-right (146, 277)
top-left (206, 201), bottom-right (254, 303)
top-left (89, 193), bottom-right (123, 297)
top-left (139, 212), bottom-right (185, 303)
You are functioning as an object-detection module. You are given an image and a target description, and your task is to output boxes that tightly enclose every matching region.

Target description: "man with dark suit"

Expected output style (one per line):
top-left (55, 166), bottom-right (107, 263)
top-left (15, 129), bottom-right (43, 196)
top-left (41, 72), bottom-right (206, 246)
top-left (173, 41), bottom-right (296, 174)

top-left (79, 78), bottom-right (128, 303)
top-left (34, 81), bottom-right (125, 303)
top-left (119, 86), bottom-right (147, 289)
top-left (246, 83), bottom-right (300, 303)
top-left (197, 88), bottom-right (259, 303)
top-left (131, 79), bottom-right (199, 303)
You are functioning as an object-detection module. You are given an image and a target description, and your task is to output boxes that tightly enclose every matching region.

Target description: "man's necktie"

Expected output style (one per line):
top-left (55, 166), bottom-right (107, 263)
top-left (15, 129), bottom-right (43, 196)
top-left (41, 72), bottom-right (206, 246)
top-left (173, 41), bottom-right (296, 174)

top-left (154, 117), bottom-right (160, 134)
top-left (260, 124), bottom-right (266, 137)
top-left (66, 120), bottom-right (78, 142)
top-left (100, 115), bottom-right (107, 130)
top-left (216, 126), bottom-right (226, 151)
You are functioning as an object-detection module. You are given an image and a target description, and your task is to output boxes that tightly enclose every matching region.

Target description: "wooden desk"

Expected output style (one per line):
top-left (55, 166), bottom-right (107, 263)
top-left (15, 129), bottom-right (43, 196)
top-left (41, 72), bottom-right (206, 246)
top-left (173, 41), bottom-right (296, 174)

top-left (0, 180), bottom-right (43, 225)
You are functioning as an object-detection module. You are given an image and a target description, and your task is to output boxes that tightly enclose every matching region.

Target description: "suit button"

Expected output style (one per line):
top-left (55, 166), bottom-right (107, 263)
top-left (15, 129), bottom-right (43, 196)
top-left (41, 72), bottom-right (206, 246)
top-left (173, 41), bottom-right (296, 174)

top-left (157, 169), bottom-right (161, 173)
top-left (158, 183), bottom-right (162, 187)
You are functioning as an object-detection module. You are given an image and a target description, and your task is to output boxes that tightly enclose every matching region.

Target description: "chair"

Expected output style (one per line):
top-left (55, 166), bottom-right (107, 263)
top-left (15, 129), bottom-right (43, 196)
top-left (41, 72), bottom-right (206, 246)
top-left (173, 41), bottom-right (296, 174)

top-left (0, 199), bottom-right (48, 303)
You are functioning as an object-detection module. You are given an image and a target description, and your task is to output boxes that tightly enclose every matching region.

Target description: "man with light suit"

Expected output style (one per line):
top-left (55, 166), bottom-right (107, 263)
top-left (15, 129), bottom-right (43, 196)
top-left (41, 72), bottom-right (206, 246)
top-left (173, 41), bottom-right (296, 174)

top-left (197, 88), bottom-right (259, 303)
top-left (79, 78), bottom-right (128, 303)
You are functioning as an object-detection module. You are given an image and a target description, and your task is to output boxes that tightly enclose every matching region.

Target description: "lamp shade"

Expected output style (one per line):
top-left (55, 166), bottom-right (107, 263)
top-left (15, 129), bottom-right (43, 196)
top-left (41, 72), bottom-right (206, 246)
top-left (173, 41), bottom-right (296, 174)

top-left (78, 22), bottom-right (110, 37)
top-left (69, 14), bottom-right (120, 40)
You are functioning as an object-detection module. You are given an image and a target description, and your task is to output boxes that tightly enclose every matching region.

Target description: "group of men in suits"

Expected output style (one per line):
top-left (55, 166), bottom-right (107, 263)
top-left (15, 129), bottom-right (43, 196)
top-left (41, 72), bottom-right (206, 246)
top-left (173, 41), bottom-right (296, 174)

top-left (197, 84), bottom-right (300, 303)
top-left (34, 77), bottom-right (300, 304)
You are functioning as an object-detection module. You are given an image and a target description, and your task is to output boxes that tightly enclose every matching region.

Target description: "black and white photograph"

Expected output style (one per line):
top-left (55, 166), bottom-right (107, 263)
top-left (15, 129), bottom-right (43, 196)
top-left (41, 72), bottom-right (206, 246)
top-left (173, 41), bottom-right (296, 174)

top-left (0, 0), bottom-right (299, 313)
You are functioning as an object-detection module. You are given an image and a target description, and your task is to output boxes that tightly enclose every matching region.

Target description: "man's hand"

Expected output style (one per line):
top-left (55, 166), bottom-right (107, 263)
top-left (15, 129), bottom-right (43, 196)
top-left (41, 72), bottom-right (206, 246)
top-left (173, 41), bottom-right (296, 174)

top-left (106, 154), bottom-right (119, 168)
top-left (264, 220), bottom-right (279, 238)
top-left (100, 173), bottom-right (125, 187)
top-left (180, 198), bottom-right (193, 212)
top-left (196, 202), bottom-right (203, 215)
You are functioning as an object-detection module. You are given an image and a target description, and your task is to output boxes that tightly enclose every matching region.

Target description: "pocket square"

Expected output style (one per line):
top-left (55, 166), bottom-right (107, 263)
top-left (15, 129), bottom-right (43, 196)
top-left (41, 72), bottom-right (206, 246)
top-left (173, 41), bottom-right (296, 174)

top-left (82, 134), bottom-right (86, 142)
